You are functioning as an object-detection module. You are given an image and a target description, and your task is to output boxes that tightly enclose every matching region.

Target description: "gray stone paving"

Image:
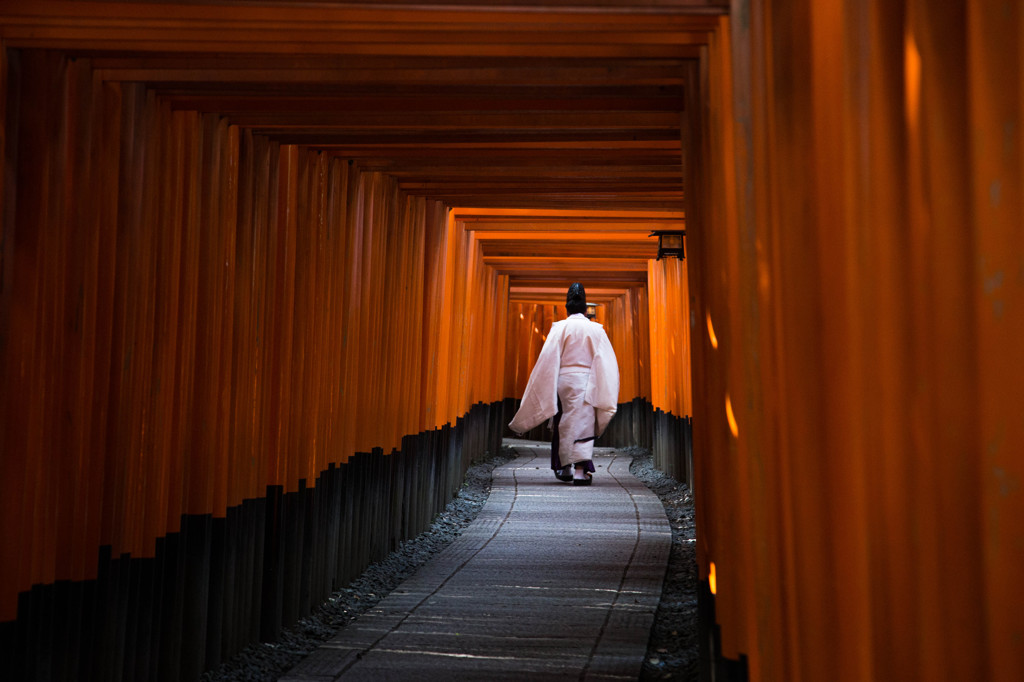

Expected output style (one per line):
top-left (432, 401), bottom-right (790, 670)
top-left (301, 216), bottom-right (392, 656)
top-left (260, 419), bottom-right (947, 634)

top-left (281, 441), bottom-right (671, 682)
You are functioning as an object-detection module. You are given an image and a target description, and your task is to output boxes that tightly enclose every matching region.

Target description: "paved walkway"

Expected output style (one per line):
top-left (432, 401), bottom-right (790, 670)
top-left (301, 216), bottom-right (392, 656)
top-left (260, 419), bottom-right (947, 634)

top-left (281, 440), bottom-right (671, 681)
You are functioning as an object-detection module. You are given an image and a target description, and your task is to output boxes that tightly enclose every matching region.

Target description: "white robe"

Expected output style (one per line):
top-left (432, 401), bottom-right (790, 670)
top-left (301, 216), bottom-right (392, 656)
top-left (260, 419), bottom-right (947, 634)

top-left (509, 313), bottom-right (620, 465)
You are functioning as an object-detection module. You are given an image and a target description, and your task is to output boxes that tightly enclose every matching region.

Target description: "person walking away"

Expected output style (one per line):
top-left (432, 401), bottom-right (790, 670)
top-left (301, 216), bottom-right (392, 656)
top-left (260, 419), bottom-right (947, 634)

top-left (509, 283), bottom-right (619, 485)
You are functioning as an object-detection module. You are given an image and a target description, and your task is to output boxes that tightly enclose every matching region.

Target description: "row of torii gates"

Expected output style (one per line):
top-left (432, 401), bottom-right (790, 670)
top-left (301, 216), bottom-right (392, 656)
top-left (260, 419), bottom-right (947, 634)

top-left (0, 2), bottom-right (1022, 681)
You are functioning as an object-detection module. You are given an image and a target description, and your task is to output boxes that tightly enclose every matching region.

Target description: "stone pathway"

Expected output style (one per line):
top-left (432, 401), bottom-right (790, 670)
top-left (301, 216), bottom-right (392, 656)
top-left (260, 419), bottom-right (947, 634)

top-left (281, 442), bottom-right (671, 681)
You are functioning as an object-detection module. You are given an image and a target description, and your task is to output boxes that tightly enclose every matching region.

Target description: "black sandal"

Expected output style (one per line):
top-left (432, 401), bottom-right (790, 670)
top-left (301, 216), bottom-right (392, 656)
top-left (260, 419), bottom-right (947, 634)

top-left (572, 473), bottom-right (593, 486)
top-left (555, 466), bottom-right (573, 482)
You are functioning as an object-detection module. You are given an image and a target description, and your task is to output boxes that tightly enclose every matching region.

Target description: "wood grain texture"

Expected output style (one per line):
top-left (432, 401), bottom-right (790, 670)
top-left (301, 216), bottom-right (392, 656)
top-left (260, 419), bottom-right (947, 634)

top-left (0, 52), bottom-right (509, 623)
top-left (3, 4), bottom-right (1022, 682)
top-left (691, 4), bottom-right (1024, 680)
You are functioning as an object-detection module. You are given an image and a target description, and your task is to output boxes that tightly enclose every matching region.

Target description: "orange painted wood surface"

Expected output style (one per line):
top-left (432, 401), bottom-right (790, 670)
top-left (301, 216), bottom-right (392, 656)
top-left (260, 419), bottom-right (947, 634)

top-left (3, 5), bottom-right (1023, 682)
top-left (692, 4), bottom-right (1024, 681)
top-left (0, 52), bottom-right (508, 622)
top-left (647, 257), bottom-right (690, 418)
top-left (505, 302), bottom-right (563, 400)
top-left (604, 286), bottom-right (651, 405)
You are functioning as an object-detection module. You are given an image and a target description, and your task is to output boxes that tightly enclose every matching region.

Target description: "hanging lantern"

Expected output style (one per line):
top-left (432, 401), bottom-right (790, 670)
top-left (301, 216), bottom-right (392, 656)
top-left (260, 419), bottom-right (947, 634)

top-left (649, 230), bottom-right (686, 260)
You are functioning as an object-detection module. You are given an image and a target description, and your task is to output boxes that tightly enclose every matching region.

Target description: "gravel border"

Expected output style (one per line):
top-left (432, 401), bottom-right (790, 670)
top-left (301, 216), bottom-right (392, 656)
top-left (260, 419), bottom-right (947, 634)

top-left (203, 444), bottom-right (697, 681)
top-left (628, 447), bottom-right (699, 681)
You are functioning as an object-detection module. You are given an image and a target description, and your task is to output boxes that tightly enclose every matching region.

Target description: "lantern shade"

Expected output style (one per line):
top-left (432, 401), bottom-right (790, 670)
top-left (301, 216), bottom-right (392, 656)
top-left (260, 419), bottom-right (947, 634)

top-left (649, 230), bottom-right (686, 260)
top-left (585, 302), bottom-right (598, 319)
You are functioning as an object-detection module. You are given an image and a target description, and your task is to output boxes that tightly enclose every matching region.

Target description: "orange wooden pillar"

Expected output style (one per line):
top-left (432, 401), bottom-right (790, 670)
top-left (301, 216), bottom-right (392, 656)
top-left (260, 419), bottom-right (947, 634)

top-left (603, 287), bottom-right (650, 407)
top-left (691, 2), bottom-right (1024, 680)
top-left (646, 257), bottom-right (692, 479)
top-left (504, 302), bottom-right (562, 402)
top-left (966, 5), bottom-right (1024, 676)
top-left (602, 286), bottom-right (653, 448)
top-left (0, 48), bottom-right (513, 678)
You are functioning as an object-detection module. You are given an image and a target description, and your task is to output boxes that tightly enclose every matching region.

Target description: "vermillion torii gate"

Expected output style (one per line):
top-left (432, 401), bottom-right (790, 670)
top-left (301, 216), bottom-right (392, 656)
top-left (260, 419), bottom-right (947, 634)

top-left (1, 2), bottom-right (1023, 682)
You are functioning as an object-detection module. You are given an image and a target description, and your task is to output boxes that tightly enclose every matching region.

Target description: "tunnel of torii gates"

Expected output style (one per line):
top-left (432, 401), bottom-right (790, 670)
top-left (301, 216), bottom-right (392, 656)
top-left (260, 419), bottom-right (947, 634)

top-left (0, 1), bottom-right (1023, 681)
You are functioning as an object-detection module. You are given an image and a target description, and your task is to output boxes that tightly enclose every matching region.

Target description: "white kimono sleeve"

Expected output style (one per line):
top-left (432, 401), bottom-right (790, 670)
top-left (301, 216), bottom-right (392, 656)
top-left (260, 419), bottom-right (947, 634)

top-left (508, 323), bottom-right (564, 435)
top-left (586, 329), bottom-right (620, 436)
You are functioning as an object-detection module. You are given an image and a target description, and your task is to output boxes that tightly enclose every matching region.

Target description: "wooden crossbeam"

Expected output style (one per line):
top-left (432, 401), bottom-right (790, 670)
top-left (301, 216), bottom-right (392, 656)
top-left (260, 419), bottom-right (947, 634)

top-left (1, 0), bottom-right (697, 285)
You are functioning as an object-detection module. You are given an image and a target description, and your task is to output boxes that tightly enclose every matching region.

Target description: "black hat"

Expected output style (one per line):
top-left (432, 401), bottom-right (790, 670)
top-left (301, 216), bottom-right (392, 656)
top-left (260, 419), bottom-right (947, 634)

top-left (566, 282), bottom-right (586, 314)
